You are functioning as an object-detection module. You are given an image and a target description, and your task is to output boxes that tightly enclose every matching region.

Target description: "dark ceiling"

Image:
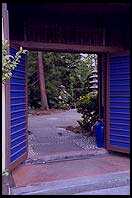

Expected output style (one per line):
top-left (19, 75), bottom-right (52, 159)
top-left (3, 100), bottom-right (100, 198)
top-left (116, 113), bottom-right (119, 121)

top-left (8, 3), bottom-right (129, 15)
top-left (7, 3), bottom-right (130, 49)
top-left (7, 3), bottom-right (130, 26)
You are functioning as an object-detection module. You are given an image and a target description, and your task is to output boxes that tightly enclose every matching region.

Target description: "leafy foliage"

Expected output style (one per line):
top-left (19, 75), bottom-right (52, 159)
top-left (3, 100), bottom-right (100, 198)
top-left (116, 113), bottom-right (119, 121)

top-left (43, 52), bottom-right (82, 108)
top-left (26, 52), bottom-right (41, 109)
top-left (2, 40), bottom-right (27, 84)
top-left (27, 52), bottom-right (97, 110)
top-left (27, 52), bottom-right (98, 135)
top-left (76, 92), bottom-right (99, 135)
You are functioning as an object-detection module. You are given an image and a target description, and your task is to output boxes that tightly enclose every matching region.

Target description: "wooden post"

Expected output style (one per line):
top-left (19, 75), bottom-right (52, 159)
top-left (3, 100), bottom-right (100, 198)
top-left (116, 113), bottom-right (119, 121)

top-left (2, 3), bottom-right (10, 171)
top-left (103, 28), bottom-right (106, 46)
top-left (38, 51), bottom-right (49, 110)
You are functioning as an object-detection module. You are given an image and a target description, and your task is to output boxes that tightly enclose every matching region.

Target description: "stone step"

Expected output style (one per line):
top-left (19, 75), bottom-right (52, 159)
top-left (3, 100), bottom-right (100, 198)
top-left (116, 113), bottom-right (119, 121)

top-left (74, 185), bottom-right (130, 195)
top-left (24, 149), bottom-right (108, 165)
top-left (11, 171), bottom-right (129, 195)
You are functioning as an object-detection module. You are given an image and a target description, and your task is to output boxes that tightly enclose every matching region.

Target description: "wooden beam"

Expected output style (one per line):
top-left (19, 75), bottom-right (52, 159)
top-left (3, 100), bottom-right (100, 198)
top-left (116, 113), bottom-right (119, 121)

top-left (10, 41), bottom-right (129, 54)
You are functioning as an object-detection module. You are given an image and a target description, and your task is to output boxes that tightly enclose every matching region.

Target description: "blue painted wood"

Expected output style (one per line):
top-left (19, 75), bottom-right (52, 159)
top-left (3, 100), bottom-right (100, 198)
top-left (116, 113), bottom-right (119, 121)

top-left (10, 48), bottom-right (27, 163)
top-left (109, 54), bottom-right (130, 151)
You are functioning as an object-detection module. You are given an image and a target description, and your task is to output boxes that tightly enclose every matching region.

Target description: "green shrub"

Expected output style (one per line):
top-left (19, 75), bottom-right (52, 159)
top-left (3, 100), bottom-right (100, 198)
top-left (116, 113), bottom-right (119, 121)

top-left (76, 92), bottom-right (98, 135)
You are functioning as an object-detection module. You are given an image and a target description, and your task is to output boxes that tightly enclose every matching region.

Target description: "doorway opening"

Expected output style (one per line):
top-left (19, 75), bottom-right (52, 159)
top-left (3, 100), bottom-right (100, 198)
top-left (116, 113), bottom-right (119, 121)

top-left (25, 51), bottom-right (106, 164)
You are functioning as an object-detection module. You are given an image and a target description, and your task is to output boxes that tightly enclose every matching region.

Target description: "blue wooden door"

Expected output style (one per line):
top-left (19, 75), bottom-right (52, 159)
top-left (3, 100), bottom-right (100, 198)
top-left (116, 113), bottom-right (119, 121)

top-left (108, 54), bottom-right (130, 153)
top-left (9, 48), bottom-right (28, 170)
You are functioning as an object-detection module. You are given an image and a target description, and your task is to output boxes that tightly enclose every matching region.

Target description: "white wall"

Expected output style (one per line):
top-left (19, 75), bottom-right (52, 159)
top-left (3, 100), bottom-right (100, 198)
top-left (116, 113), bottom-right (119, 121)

top-left (2, 84), bottom-right (6, 171)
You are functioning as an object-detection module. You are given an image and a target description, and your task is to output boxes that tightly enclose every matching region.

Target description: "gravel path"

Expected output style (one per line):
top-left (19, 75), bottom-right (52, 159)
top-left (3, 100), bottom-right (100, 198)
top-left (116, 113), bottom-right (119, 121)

top-left (27, 109), bottom-right (107, 163)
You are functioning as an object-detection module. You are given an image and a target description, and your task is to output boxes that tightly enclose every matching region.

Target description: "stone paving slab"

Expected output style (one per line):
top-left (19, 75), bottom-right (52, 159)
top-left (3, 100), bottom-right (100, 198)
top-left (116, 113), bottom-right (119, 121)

top-left (11, 171), bottom-right (130, 195)
top-left (12, 154), bottom-right (129, 188)
top-left (75, 185), bottom-right (130, 195)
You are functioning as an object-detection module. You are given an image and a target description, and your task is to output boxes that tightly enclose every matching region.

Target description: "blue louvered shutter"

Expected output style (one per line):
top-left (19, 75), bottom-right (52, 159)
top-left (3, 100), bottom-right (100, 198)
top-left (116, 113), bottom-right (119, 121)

top-left (109, 54), bottom-right (130, 153)
top-left (9, 48), bottom-right (28, 169)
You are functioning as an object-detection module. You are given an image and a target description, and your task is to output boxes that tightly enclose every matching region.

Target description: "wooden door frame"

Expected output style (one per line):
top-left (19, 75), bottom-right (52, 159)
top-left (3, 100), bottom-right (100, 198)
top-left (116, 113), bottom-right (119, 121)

top-left (6, 46), bottom-right (129, 171)
top-left (2, 3), bottom-right (11, 169)
top-left (4, 24), bottom-right (129, 170)
top-left (10, 41), bottom-right (129, 155)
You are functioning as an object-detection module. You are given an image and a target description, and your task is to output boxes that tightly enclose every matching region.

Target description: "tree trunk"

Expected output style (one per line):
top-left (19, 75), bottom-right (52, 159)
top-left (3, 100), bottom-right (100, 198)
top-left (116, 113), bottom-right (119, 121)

top-left (38, 51), bottom-right (49, 110)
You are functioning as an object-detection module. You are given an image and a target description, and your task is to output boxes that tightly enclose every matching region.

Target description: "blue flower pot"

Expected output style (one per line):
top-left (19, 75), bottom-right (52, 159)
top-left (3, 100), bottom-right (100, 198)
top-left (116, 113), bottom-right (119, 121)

top-left (95, 120), bottom-right (104, 148)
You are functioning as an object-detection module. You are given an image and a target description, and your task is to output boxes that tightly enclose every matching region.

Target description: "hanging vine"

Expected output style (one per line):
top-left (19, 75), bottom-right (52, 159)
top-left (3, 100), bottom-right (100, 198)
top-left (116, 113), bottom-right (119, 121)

top-left (2, 40), bottom-right (28, 84)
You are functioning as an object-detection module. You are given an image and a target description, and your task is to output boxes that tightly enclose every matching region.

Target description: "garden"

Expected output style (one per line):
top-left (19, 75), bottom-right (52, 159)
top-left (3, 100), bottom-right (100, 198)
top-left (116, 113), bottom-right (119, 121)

top-left (27, 51), bottom-right (99, 136)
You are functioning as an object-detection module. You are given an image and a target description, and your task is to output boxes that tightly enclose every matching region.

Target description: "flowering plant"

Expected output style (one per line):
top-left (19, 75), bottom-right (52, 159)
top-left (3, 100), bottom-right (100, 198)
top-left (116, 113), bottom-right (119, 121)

top-left (2, 40), bottom-right (28, 84)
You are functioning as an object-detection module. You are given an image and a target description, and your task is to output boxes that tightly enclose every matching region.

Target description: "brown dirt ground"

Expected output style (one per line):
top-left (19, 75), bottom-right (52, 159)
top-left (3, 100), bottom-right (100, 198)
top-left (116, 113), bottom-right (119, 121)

top-left (59, 125), bottom-right (82, 134)
top-left (28, 108), bottom-right (66, 116)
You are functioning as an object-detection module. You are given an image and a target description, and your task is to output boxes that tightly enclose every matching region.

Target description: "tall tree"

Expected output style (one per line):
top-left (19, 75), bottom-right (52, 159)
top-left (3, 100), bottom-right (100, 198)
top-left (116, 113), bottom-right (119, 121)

top-left (38, 51), bottom-right (49, 110)
top-left (27, 52), bottom-right (97, 109)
